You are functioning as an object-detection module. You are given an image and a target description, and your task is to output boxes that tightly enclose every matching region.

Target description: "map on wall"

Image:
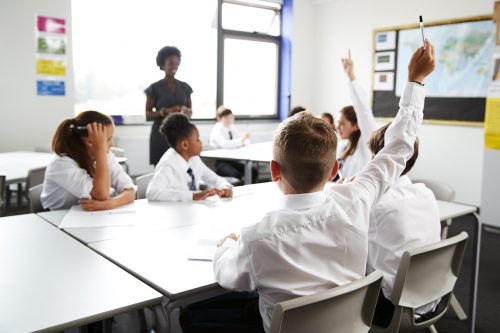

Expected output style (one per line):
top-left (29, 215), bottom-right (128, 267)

top-left (395, 20), bottom-right (496, 98)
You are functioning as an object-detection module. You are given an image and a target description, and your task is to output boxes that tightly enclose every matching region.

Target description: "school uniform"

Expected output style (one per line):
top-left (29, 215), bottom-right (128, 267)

top-left (41, 152), bottom-right (134, 210)
top-left (213, 82), bottom-right (425, 332)
top-left (146, 148), bottom-right (232, 202)
top-left (209, 122), bottom-right (258, 182)
top-left (339, 80), bottom-right (379, 178)
top-left (368, 175), bottom-right (441, 324)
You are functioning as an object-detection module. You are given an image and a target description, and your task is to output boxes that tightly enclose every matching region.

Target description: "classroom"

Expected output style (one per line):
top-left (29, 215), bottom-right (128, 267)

top-left (1, 0), bottom-right (499, 332)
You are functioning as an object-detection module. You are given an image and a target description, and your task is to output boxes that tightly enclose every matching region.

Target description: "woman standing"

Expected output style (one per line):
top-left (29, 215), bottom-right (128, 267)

top-left (145, 46), bottom-right (193, 166)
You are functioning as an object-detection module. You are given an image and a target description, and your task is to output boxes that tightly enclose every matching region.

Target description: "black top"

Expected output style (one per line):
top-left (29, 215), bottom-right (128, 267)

top-left (145, 79), bottom-right (193, 165)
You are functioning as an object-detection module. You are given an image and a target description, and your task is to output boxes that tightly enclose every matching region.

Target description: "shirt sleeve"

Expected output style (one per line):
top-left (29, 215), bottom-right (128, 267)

top-left (196, 157), bottom-right (232, 189)
top-left (146, 164), bottom-right (193, 202)
top-left (349, 80), bottom-right (379, 142)
top-left (108, 153), bottom-right (136, 193)
top-left (346, 82), bottom-right (425, 222)
top-left (49, 158), bottom-right (94, 199)
top-left (144, 83), bottom-right (154, 97)
top-left (213, 236), bottom-right (256, 291)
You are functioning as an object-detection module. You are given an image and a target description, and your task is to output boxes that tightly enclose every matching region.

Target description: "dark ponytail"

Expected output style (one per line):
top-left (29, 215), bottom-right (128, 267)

top-left (339, 106), bottom-right (361, 161)
top-left (52, 111), bottom-right (113, 176)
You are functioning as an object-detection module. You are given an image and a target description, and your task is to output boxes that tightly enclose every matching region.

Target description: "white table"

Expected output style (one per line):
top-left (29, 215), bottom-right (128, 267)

top-left (0, 213), bottom-right (162, 333)
top-left (436, 200), bottom-right (480, 333)
top-left (201, 142), bottom-right (272, 184)
top-left (0, 151), bottom-right (55, 185)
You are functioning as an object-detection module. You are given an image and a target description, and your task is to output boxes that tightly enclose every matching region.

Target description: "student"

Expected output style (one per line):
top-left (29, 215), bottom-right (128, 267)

top-left (320, 112), bottom-right (335, 129)
top-left (213, 41), bottom-right (435, 332)
top-left (288, 105), bottom-right (306, 117)
top-left (41, 111), bottom-right (135, 211)
top-left (147, 113), bottom-right (233, 201)
top-left (337, 50), bottom-right (379, 178)
top-left (209, 106), bottom-right (257, 182)
top-left (366, 123), bottom-right (441, 326)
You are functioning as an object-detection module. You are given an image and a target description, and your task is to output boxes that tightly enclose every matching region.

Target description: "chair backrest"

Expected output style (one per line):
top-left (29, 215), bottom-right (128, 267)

top-left (412, 178), bottom-right (456, 202)
top-left (392, 231), bottom-right (468, 308)
top-left (135, 173), bottom-right (154, 199)
top-left (269, 270), bottom-right (383, 333)
top-left (26, 167), bottom-right (46, 192)
top-left (0, 175), bottom-right (5, 213)
top-left (110, 146), bottom-right (125, 157)
top-left (29, 184), bottom-right (44, 213)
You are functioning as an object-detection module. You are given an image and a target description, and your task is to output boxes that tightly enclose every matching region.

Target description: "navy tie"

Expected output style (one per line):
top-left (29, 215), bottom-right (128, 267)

top-left (187, 167), bottom-right (196, 190)
top-left (228, 130), bottom-right (233, 140)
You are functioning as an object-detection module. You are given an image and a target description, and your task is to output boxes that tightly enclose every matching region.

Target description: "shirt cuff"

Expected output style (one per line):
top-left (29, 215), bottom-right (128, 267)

top-left (400, 82), bottom-right (425, 110)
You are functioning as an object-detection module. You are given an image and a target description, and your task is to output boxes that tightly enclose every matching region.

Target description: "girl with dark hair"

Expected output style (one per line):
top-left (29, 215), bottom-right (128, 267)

top-left (145, 45), bottom-right (193, 166)
top-left (337, 50), bottom-right (379, 178)
top-left (41, 110), bottom-right (136, 211)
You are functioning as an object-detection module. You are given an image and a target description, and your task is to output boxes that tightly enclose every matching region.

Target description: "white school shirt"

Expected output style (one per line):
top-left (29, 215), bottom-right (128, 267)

top-left (367, 175), bottom-right (441, 314)
top-left (339, 80), bottom-right (379, 178)
top-left (209, 122), bottom-right (246, 149)
top-left (41, 152), bottom-right (134, 210)
top-left (214, 82), bottom-right (425, 333)
top-left (146, 148), bottom-right (232, 202)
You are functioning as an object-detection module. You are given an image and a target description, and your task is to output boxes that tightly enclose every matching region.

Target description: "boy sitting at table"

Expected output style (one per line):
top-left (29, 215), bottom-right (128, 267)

top-left (146, 113), bottom-right (233, 201)
top-left (212, 41), bottom-right (435, 332)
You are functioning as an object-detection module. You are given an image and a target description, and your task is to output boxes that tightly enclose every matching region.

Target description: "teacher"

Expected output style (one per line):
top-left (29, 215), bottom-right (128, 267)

top-left (145, 46), bottom-right (193, 166)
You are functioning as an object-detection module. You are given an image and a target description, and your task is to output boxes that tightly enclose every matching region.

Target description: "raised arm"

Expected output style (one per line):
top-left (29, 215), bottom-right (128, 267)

top-left (87, 123), bottom-right (111, 200)
top-left (350, 41), bottom-right (435, 206)
top-left (342, 50), bottom-right (378, 138)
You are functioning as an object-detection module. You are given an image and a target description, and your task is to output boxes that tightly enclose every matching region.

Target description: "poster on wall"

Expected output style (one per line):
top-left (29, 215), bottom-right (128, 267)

top-left (374, 72), bottom-right (394, 91)
top-left (374, 51), bottom-right (395, 71)
top-left (375, 31), bottom-right (396, 51)
top-left (485, 46), bottom-right (500, 149)
top-left (35, 15), bottom-right (67, 96)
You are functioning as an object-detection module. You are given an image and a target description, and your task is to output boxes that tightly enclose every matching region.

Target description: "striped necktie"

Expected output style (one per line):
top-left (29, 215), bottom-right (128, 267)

top-left (187, 167), bottom-right (196, 191)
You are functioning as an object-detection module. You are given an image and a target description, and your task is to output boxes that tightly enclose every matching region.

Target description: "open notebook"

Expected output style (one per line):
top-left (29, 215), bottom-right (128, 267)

top-left (58, 202), bottom-right (137, 229)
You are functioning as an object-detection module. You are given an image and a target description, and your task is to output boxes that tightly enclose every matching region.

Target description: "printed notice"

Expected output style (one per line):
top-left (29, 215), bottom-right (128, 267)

top-left (374, 51), bottom-right (395, 71)
top-left (374, 72), bottom-right (394, 91)
top-left (37, 80), bottom-right (65, 96)
top-left (375, 31), bottom-right (396, 51)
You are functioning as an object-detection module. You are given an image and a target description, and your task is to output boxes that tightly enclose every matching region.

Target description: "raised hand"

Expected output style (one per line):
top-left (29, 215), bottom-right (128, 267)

top-left (408, 39), bottom-right (435, 84)
top-left (86, 122), bottom-right (108, 154)
top-left (341, 49), bottom-right (356, 81)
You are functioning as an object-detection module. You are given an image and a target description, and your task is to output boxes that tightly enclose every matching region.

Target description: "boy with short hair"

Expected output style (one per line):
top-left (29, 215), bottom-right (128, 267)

top-left (146, 113), bottom-right (233, 201)
top-left (213, 41), bottom-right (435, 332)
top-left (367, 123), bottom-right (441, 326)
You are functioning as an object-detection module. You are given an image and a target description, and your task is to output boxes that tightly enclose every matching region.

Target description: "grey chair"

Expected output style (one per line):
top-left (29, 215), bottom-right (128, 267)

top-left (0, 175), bottom-right (5, 215)
top-left (412, 178), bottom-right (466, 320)
top-left (269, 270), bottom-right (383, 333)
top-left (371, 232), bottom-right (468, 333)
top-left (25, 167), bottom-right (46, 199)
top-left (135, 173), bottom-right (154, 199)
top-left (29, 184), bottom-right (44, 213)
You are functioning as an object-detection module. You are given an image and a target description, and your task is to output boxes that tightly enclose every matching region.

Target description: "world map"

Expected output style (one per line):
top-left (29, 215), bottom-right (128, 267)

top-left (395, 20), bottom-right (495, 98)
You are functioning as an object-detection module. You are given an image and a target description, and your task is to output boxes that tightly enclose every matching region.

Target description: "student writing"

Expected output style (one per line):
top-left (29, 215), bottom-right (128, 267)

top-left (41, 111), bottom-right (135, 211)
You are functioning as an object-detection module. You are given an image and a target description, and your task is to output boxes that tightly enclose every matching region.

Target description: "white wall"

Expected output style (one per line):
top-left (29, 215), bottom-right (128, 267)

top-left (297, 0), bottom-right (495, 205)
top-left (0, 0), bottom-right (74, 152)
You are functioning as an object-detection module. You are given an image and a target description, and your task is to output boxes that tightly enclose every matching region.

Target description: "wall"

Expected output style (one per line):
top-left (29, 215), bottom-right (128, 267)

top-left (302, 0), bottom-right (495, 205)
top-left (0, 0), bottom-right (74, 152)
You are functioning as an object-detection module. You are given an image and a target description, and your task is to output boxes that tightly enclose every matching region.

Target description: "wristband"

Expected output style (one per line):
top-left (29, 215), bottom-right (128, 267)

top-left (410, 80), bottom-right (424, 86)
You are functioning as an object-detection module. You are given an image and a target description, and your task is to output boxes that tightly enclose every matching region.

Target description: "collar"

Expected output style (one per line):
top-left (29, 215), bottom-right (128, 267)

top-left (167, 148), bottom-right (191, 172)
top-left (278, 190), bottom-right (327, 210)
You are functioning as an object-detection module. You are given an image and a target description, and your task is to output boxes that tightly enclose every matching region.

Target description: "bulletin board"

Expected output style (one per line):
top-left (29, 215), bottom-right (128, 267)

top-left (372, 15), bottom-right (494, 126)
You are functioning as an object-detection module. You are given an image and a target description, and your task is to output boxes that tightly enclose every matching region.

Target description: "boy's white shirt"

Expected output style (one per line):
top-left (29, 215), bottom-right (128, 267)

top-left (368, 175), bottom-right (441, 314)
top-left (41, 152), bottom-right (134, 210)
top-left (213, 82), bottom-right (425, 332)
top-left (339, 79), bottom-right (379, 178)
top-left (209, 122), bottom-right (246, 149)
top-left (146, 148), bottom-right (232, 202)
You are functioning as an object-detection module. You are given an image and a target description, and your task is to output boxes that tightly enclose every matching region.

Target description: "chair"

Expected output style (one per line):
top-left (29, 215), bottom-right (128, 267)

top-left (0, 175), bottom-right (6, 215)
top-left (135, 173), bottom-right (154, 199)
top-left (29, 184), bottom-right (44, 213)
top-left (371, 232), bottom-right (468, 333)
top-left (25, 167), bottom-right (46, 198)
top-left (111, 146), bottom-right (130, 174)
top-left (411, 178), bottom-right (466, 320)
top-left (269, 270), bottom-right (383, 333)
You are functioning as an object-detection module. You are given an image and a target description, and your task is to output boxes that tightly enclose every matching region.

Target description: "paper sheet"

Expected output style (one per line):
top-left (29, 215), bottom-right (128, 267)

top-left (59, 202), bottom-right (136, 229)
top-left (187, 239), bottom-right (218, 261)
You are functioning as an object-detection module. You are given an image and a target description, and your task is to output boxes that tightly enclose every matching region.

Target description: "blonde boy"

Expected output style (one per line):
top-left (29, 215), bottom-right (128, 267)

top-left (213, 42), bottom-right (435, 332)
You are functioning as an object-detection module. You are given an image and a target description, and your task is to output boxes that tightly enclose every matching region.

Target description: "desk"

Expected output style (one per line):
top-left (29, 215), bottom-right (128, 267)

top-left (436, 200), bottom-right (480, 333)
top-left (0, 213), bottom-right (162, 333)
top-left (0, 151), bottom-right (55, 185)
top-left (201, 142), bottom-right (272, 184)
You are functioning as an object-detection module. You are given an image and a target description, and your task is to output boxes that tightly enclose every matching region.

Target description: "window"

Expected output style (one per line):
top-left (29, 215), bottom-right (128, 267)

top-left (72, 0), bottom-right (217, 119)
top-left (218, 0), bottom-right (282, 118)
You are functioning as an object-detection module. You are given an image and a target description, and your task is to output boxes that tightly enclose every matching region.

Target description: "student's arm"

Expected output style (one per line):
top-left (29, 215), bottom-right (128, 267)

top-left (342, 50), bottom-right (378, 137)
top-left (87, 123), bottom-right (111, 201)
top-left (146, 165), bottom-right (193, 202)
top-left (346, 42), bottom-right (435, 214)
top-left (213, 234), bottom-right (256, 291)
top-left (80, 189), bottom-right (135, 211)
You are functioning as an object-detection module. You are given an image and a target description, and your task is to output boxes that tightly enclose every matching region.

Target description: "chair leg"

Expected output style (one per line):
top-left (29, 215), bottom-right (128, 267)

top-left (428, 324), bottom-right (438, 333)
top-left (450, 293), bottom-right (467, 320)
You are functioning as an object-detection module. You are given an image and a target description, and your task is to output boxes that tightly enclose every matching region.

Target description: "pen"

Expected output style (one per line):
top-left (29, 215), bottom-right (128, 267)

top-left (419, 15), bottom-right (425, 47)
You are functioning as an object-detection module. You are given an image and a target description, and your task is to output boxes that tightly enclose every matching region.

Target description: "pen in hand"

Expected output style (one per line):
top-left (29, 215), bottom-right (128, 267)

top-left (419, 15), bottom-right (425, 48)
